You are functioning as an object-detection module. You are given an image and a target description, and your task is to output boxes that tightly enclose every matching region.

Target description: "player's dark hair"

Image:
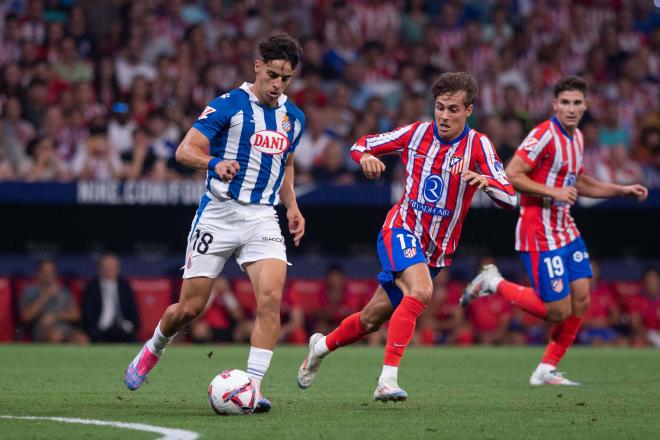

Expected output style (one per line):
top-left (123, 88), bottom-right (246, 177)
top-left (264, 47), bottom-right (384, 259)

top-left (431, 72), bottom-right (478, 107)
top-left (554, 76), bottom-right (587, 97)
top-left (258, 32), bottom-right (303, 70)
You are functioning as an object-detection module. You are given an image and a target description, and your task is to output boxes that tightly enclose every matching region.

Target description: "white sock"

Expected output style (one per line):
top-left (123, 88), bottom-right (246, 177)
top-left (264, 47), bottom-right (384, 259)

top-left (537, 362), bottom-right (555, 374)
top-left (313, 336), bottom-right (330, 357)
top-left (247, 347), bottom-right (273, 384)
top-left (487, 274), bottom-right (504, 293)
top-left (378, 365), bottom-right (398, 385)
top-left (147, 321), bottom-right (175, 356)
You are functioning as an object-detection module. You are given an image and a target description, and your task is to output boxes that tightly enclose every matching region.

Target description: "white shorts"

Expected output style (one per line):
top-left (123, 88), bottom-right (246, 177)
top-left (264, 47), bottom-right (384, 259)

top-left (182, 193), bottom-right (288, 279)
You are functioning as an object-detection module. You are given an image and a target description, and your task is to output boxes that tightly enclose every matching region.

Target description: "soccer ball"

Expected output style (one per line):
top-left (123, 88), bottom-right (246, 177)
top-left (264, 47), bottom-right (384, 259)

top-left (208, 369), bottom-right (260, 415)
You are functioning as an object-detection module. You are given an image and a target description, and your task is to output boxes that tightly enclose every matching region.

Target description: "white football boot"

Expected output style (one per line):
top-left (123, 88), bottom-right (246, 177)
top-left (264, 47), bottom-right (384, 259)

top-left (460, 264), bottom-right (502, 307)
top-left (297, 333), bottom-right (325, 389)
top-left (373, 381), bottom-right (408, 402)
top-left (529, 365), bottom-right (580, 386)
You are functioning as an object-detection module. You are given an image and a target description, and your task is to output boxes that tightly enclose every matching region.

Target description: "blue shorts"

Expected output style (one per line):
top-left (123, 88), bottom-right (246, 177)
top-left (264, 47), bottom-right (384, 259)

top-left (376, 228), bottom-right (442, 308)
top-left (520, 237), bottom-right (592, 302)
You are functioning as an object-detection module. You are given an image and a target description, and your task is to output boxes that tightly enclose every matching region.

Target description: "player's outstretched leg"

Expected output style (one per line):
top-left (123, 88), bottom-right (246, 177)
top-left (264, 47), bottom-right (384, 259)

top-left (298, 288), bottom-right (393, 389)
top-left (375, 264), bottom-right (431, 403)
top-left (125, 277), bottom-right (213, 391)
top-left (463, 264), bottom-right (548, 320)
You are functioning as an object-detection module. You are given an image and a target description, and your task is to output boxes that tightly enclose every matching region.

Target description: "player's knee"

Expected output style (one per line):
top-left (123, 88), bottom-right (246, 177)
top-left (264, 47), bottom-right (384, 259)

top-left (408, 285), bottom-right (433, 305)
top-left (360, 314), bottom-right (383, 333)
top-left (547, 308), bottom-right (570, 323)
top-left (256, 289), bottom-right (282, 315)
top-left (178, 302), bottom-right (204, 323)
top-left (572, 295), bottom-right (590, 317)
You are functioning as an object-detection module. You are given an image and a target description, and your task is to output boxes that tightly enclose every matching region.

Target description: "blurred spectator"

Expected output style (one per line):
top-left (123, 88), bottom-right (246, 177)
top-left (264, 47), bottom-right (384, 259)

top-left (19, 260), bottom-right (89, 344)
top-left (53, 37), bottom-right (93, 84)
top-left (311, 142), bottom-right (355, 186)
top-left (639, 268), bottom-right (660, 347)
top-left (23, 136), bottom-right (71, 181)
top-left (598, 99), bottom-right (630, 150)
top-left (71, 125), bottom-right (123, 180)
top-left (82, 253), bottom-right (139, 342)
top-left (295, 107), bottom-right (335, 182)
top-left (418, 270), bottom-right (472, 346)
top-left (190, 276), bottom-right (252, 343)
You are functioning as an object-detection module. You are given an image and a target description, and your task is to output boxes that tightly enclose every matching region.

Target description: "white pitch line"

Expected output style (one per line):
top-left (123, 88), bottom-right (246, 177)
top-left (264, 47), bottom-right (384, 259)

top-left (0, 415), bottom-right (199, 440)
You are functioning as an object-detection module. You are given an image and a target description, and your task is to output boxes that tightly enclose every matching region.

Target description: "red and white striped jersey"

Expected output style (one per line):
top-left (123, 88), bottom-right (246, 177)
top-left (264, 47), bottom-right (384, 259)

top-left (351, 121), bottom-right (517, 268)
top-left (514, 116), bottom-right (585, 252)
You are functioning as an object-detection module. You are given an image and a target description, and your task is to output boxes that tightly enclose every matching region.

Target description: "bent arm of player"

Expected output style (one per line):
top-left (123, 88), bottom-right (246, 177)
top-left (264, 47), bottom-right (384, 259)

top-left (174, 127), bottom-right (239, 181)
top-left (471, 135), bottom-right (518, 208)
top-left (505, 155), bottom-right (577, 204)
top-left (350, 122), bottom-right (420, 180)
top-left (279, 153), bottom-right (305, 246)
top-left (575, 174), bottom-right (648, 202)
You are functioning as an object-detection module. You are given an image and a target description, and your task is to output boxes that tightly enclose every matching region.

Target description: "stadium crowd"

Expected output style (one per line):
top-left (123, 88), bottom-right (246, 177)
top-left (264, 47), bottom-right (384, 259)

top-left (0, 0), bottom-right (658, 187)
top-left (7, 256), bottom-right (660, 347)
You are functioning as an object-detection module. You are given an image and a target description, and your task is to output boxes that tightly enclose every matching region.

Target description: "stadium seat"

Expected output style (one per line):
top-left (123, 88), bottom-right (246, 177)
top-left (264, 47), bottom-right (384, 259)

top-left (68, 277), bottom-right (87, 305)
top-left (232, 277), bottom-right (257, 315)
top-left (0, 278), bottom-right (13, 341)
top-left (128, 278), bottom-right (173, 341)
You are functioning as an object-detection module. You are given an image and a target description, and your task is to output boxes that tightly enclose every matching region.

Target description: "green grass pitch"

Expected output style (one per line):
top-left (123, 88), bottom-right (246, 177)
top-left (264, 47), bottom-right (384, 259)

top-left (1, 345), bottom-right (658, 439)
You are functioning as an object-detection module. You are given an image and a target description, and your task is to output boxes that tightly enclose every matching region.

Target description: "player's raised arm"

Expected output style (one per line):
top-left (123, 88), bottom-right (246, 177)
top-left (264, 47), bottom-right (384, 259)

top-left (471, 135), bottom-right (517, 208)
top-left (350, 123), bottom-right (419, 180)
top-left (575, 173), bottom-right (648, 202)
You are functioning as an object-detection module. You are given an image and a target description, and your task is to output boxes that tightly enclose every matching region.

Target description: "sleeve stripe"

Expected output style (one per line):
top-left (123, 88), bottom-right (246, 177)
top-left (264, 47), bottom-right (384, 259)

top-left (365, 124), bottom-right (413, 149)
top-left (479, 136), bottom-right (497, 176)
top-left (526, 130), bottom-right (553, 161)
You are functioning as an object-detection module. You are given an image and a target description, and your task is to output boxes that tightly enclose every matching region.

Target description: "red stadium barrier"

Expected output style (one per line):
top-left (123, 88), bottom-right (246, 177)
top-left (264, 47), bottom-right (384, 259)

top-left (344, 278), bottom-right (378, 310)
top-left (0, 278), bottom-right (13, 341)
top-left (128, 278), bottom-right (173, 341)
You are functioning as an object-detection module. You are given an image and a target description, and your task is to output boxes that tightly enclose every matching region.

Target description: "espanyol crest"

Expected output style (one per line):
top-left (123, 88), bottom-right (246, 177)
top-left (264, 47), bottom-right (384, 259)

top-left (423, 175), bottom-right (444, 203)
top-left (250, 130), bottom-right (290, 155)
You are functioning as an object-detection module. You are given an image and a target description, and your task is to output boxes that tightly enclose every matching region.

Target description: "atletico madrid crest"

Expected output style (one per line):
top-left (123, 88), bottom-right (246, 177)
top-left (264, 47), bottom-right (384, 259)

top-left (551, 278), bottom-right (564, 293)
top-left (449, 156), bottom-right (464, 175)
top-left (403, 248), bottom-right (417, 258)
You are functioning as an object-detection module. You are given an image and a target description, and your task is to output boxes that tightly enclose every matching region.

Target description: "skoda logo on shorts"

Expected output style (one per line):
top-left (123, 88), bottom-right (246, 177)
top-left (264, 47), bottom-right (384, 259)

top-left (423, 175), bottom-right (444, 203)
top-left (573, 251), bottom-right (584, 262)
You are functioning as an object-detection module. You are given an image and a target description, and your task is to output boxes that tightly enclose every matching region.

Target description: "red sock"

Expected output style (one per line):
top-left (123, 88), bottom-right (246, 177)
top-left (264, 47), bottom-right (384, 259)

top-left (325, 312), bottom-right (367, 351)
top-left (496, 280), bottom-right (547, 320)
top-left (541, 315), bottom-right (583, 366)
top-left (383, 296), bottom-right (426, 367)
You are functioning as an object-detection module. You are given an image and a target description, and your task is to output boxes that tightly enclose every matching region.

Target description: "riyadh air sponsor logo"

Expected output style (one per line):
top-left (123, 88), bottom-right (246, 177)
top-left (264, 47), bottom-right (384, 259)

top-left (409, 199), bottom-right (452, 217)
top-left (423, 175), bottom-right (444, 203)
top-left (250, 130), bottom-right (290, 155)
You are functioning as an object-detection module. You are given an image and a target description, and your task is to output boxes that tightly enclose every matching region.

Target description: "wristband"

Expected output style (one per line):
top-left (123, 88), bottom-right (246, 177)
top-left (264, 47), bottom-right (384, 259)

top-left (208, 157), bottom-right (221, 171)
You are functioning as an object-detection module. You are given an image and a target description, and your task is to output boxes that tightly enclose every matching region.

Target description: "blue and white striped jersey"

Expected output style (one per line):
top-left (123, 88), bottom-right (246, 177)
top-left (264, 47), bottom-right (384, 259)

top-left (193, 82), bottom-right (306, 206)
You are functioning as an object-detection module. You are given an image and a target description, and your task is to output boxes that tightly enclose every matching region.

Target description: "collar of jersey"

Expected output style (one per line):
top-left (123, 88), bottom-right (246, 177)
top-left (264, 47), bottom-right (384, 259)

top-left (433, 122), bottom-right (470, 145)
top-left (240, 82), bottom-right (288, 108)
top-left (551, 116), bottom-right (573, 141)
